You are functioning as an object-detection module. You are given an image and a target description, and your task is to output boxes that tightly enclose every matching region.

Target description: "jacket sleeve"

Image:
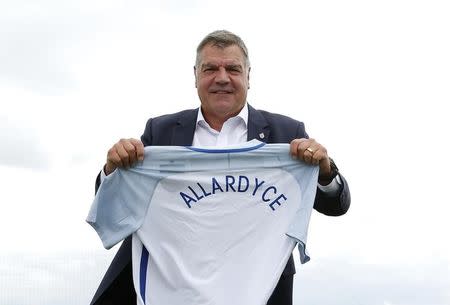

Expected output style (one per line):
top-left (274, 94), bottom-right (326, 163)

top-left (313, 173), bottom-right (351, 216)
top-left (291, 118), bottom-right (351, 216)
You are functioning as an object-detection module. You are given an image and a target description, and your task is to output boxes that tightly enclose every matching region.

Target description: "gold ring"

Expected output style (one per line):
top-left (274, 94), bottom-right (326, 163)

top-left (306, 147), bottom-right (314, 154)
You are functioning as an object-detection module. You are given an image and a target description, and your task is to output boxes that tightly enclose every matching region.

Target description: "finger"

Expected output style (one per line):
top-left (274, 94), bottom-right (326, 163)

top-left (290, 138), bottom-right (308, 158)
top-left (289, 139), bottom-right (300, 158)
top-left (121, 139), bottom-right (140, 165)
top-left (298, 138), bottom-right (315, 151)
top-left (313, 144), bottom-right (329, 166)
top-left (311, 149), bottom-right (325, 165)
top-left (298, 139), bottom-right (316, 162)
top-left (117, 138), bottom-right (141, 167)
top-left (114, 142), bottom-right (131, 168)
top-left (130, 138), bottom-right (145, 161)
top-left (303, 147), bottom-right (314, 164)
top-left (106, 148), bottom-right (124, 172)
top-left (306, 142), bottom-right (329, 165)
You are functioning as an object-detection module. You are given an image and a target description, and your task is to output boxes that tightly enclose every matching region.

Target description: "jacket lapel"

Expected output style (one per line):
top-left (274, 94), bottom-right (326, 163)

top-left (247, 104), bottom-right (270, 143)
top-left (171, 108), bottom-right (199, 145)
top-left (170, 105), bottom-right (270, 145)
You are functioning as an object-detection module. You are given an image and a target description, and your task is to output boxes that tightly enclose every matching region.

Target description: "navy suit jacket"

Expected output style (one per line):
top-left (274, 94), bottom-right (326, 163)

top-left (91, 105), bottom-right (351, 305)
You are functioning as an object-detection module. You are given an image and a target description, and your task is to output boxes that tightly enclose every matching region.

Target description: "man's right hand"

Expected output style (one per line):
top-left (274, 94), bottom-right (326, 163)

top-left (104, 138), bottom-right (144, 176)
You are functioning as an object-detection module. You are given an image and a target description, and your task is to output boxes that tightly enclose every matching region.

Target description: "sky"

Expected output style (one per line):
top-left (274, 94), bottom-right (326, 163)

top-left (1, 0), bottom-right (449, 304)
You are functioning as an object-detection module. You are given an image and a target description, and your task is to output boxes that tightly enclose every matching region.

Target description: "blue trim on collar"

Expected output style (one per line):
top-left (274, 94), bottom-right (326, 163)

top-left (185, 140), bottom-right (265, 153)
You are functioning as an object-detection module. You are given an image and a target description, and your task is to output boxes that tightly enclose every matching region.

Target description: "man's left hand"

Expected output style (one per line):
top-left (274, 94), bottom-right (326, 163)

top-left (290, 138), bottom-right (332, 181)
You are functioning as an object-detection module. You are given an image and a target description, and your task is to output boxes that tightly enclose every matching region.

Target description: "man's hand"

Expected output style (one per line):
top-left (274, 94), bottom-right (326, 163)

top-left (290, 138), bottom-right (332, 182)
top-left (104, 138), bottom-right (144, 176)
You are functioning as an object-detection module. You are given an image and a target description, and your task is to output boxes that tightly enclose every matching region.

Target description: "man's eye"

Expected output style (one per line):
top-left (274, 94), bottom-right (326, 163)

top-left (227, 66), bottom-right (242, 72)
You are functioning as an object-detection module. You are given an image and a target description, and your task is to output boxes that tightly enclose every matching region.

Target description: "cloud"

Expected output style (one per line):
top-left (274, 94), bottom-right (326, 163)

top-left (0, 250), bottom-right (116, 305)
top-left (0, 0), bottom-right (204, 96)
top-left (0, 115), bottom-right (50, 170)
top-left (0, 3), bottom-right (96, 94)
top-left (294, 258), bottom-right (450, 305)
top-left (1, 252), bottom-right (448, 305)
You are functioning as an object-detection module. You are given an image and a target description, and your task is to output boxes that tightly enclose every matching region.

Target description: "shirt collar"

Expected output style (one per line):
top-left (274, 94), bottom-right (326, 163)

top-left (196, 102), bottom-right (248, 127)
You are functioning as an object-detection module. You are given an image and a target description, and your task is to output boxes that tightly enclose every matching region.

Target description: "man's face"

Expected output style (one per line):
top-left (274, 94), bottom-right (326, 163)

top-left (195, 43), bottom-right (250, 122)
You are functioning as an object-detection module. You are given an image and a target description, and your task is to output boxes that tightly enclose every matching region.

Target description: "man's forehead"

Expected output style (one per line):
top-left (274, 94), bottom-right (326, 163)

top-left (199, 44), bottom-right (246, 66)
top-left (201, 59), bottom-right (243, 67)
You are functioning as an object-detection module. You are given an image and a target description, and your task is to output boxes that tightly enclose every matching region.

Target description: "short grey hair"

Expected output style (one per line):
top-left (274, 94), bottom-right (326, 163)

top-left (195, 30), bottom-right (250, 69)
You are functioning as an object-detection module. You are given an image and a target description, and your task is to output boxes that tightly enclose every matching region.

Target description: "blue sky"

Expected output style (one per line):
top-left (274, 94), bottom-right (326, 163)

top-left (1, 1), bottom-right (449, 304)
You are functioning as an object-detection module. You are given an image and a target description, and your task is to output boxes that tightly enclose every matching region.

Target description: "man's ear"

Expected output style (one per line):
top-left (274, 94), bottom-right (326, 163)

top-left (247, 67), bottom-right (251, 89)
top-left (194, 66), bottom-right (198, 88)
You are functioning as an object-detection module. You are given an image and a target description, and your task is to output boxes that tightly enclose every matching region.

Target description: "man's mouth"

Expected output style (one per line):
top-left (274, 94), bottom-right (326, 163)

top-left (209, 85), bottom-right (234, 93)
top-left (210, 89), bottom-right (233, 94)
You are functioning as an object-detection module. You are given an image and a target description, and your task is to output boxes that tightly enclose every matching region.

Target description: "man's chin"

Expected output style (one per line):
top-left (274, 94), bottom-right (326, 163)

top-left (206, 100), bottom-right (242, 116)
top-left (209, 97), bottom-right (234, 107)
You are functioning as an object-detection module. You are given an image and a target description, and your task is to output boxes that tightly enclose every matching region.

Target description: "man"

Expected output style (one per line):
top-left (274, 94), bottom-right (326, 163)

top-left (91, 30), bottom-right (351, 305)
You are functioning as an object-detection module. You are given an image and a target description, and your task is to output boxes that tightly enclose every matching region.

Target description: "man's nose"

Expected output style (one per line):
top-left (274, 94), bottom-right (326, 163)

top-left (215, 67), bottom-right (230, 84)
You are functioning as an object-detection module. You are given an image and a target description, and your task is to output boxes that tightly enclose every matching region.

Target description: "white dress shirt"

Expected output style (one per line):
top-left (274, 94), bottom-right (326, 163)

top-left (192, 103), bottom-right (248, 147)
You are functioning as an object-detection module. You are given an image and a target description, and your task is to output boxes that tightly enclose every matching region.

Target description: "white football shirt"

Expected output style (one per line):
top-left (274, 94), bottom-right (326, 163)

top-left (87, 140), bottom-right (319, 305)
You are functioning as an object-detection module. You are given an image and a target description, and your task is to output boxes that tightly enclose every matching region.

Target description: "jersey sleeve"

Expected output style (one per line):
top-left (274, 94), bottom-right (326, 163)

top-left (86, 165), bottom-right (161, 249)
top-left (284, 163), bottom-right (320, 264)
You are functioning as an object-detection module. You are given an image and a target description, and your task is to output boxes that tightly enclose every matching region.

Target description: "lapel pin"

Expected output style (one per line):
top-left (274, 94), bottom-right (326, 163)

top-left (259, 133), bottom-right (265, 139)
